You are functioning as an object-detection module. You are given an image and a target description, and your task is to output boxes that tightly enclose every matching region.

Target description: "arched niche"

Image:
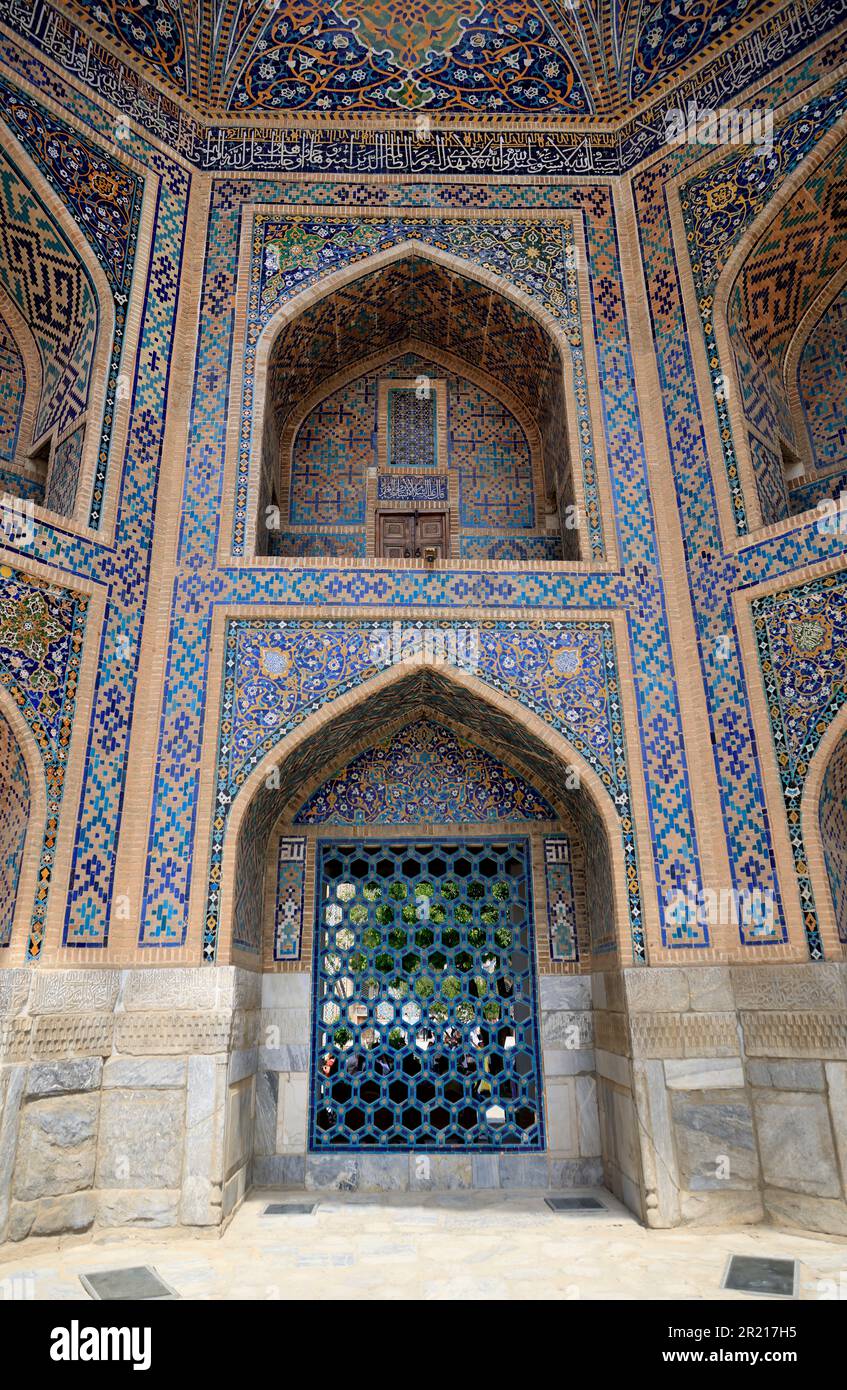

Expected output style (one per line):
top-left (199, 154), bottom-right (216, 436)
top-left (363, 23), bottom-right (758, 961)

top-left (218, 661), bottom-right (628, 970)
top-left (718, 132), bottom-right (847, 529)
top-left (0, 695), bottom-right (42, 958)
top-left (249, 244), bottom-right (582, 565)
top-left (0, 127), bottom-right (114, 522)
top-left (814, 721), bottom-right (847, 952)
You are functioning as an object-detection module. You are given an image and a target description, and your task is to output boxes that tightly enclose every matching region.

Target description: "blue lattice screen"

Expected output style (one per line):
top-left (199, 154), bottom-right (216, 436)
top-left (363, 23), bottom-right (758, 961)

top-left (387, 387), bottom-right (437, 468)
top-left (310, 837), bottom-right (544, 1151)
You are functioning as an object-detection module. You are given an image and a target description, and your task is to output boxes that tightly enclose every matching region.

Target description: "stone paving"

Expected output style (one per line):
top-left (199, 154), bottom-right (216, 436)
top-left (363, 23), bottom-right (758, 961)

top-left (1, 1190), bottom-right (846, 1301)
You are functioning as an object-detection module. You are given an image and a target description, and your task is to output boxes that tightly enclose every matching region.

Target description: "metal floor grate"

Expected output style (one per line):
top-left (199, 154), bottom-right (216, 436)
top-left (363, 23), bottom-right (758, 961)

top-left (263, 1202), bottom-right (318, 1216)
top-left (80, 1266), bottom-right (178, 1300)
top-left (721, 1255), bottom-right (798, 1298)
top-left (545, 1196), bottom-right (608, 1212)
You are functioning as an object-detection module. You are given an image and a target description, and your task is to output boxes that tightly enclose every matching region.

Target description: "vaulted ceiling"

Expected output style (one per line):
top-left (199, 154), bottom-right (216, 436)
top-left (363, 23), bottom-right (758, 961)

top-left (62, 0), bottom-right (781, 119)
top-left (266, 255), bottom-right (562, 426)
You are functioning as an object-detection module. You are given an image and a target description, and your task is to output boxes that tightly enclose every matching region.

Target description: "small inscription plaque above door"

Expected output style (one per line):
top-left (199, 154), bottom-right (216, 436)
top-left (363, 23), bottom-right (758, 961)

top-left (377, 473), bottom-right (448, 502)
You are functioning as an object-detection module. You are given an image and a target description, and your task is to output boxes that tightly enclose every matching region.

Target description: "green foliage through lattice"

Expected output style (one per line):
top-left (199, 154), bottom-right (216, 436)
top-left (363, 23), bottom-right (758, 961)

top-left (310, 838), bottom-right (544, 1150)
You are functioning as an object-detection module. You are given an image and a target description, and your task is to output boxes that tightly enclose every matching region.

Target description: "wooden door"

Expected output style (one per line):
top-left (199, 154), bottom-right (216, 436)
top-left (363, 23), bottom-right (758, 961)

top-left (376, 510), bottom-right (449, 559)
top-left (377, 511), bottom-right (415, 558)
top-left (416, 511), bottom-right (449, 559)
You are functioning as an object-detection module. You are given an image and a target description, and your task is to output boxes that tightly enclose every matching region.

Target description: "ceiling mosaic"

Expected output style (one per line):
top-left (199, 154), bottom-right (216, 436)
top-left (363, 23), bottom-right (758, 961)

top-left (60, 0), bottom-right (781, 119)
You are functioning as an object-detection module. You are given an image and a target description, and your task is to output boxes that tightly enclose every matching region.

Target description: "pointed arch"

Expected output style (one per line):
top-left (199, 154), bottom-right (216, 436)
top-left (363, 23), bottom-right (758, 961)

top-left (225, 234), bottom-right (595, 566)
top-left (711, 121), bottom-right (847, 532)
top-left (0, 114), bottom-right (116, 523)
top-left (802, 702), bottom-right (847, 960)
top-left (0, 283), bottom-right (43, 492)
top-left (211, 657), bottom-right (635, 968)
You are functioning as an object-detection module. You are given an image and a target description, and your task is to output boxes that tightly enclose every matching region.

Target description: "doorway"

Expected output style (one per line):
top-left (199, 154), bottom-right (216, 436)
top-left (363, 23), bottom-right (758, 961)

top-left (376, 509), bottom-right (450, 559)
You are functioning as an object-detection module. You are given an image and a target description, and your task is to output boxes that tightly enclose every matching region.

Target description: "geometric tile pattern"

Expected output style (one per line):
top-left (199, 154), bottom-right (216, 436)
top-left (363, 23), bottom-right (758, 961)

top-left (0, 708), bottom-right (30, 948)
top-left (544, 836), bottom-right (577, 962)
top-left (293, 717), bottom-right (557, 825)
top-left (0, 75), bottom-right (142, 295)
top-left (46, 424), bottom-right (85, 517)
top-left (819, 731), bottom-right (847, 944)
top-left (632, 65), bottom-right (847, 961)
top-left (269, 531), bottom-right (367, 558)
top-left (459, 535), bottom-right (562, 560)
top-left (232, 804), bottom-right (266, 955)
top-left (290, 375), bottom-right (372, 526)
top-left (309, 837), bottom-right (544, 1151)
top-left (749, 433), bottom-right (788, 530)
top-left (799, 283), bottom-right (847, 474)
top-left (11, 10), bottom-right (843, 978)
top-left (752, 570), bottom-right (847, 958)
top-left (681, 75), bottom-right (847, 534)
top-left (0, 141), bottom-right (97, 446)
top-left (0, 75), bottom-right (144, 526)
top-left (274, 836), bottom-right (306, 962)
top-left (0, 563), bottom-right (88, 959)
top-left (288, 351), bottom-right (537, 544)
top-left (819, 726), bottom-right (847, 945)
top-left (129, 167), bottom-right (715, 974)
top-left (451, 376), bottom-right (534, 529)
top-left (0, 465), bottom-right (44, 504)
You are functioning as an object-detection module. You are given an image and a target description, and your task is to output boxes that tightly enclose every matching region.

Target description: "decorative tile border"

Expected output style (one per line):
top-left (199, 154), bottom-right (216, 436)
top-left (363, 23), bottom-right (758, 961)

top-left (4, 0), bottom-right (845, 176)
top-left (274, 836), bottom-right (306, 962)
top-left (544, 836), bottom-right (578, 962)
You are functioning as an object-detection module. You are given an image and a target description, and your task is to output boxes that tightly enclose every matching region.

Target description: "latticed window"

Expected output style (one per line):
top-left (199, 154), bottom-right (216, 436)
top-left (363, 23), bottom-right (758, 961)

top-left (310, 838), bottom-right (544, 1150)
top-left (387, 386), bottom-right (437, 469)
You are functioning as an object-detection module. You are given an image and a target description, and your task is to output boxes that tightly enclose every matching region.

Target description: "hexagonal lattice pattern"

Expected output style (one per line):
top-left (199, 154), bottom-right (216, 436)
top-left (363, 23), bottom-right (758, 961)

top-left (310, 838), bottom-right (544, 1150)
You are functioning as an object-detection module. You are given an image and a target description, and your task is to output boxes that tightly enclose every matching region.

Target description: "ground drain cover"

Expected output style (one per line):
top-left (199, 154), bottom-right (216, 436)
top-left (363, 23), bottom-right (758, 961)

top-left (722, 1255), bottom-right (798, 1298)
top-left (80, 1267), bottom-right (178, 1300)
top-left (545, 1196), bottom-right (607, 1212)
top-left (263, 1202), bottom-right (317, 1216)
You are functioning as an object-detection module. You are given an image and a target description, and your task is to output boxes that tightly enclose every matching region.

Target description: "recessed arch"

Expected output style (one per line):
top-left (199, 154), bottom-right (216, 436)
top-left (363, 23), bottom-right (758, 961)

top-left (712, 124), bottom-right (847, 532)
top-left (802, 701), bottom-right (847, 960)
top-left (0, 681), bottom-right (46, 963)
top-left (0, 113), bottom-right (117, 524)
top-left (788, 270), bottom-right (847, 499)
top-left (231, 235), bottom-right (592, 566)
top-left (271, 336), bottom-right (552, 562)
top-left (0, 283), bottom-right (42, 479)
top-left (213, 656), bottom-right (634, 968)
